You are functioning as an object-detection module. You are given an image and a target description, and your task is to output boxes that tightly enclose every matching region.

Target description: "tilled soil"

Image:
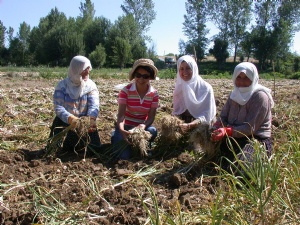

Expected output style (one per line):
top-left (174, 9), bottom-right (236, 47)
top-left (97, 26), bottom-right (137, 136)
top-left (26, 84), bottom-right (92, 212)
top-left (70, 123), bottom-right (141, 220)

top-left (0, 74), bottom-right (299, 224)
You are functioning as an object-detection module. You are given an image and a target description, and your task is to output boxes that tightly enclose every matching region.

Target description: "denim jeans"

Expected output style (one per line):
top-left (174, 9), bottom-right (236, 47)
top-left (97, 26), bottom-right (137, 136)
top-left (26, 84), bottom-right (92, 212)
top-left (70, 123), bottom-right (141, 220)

top-left (111, 125), bottom-right (157, 160)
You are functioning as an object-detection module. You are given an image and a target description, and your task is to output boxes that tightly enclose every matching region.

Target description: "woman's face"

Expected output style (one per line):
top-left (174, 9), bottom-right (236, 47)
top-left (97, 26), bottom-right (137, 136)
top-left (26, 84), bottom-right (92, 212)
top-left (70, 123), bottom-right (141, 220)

top-left (235, 72), bottom-right (252, 87)
top-left (80, 66), bottom-right (90, 81)
top-left (134, 67), bottom-right (151, 85)
top-left (179, 61), bottom-right (192, 81)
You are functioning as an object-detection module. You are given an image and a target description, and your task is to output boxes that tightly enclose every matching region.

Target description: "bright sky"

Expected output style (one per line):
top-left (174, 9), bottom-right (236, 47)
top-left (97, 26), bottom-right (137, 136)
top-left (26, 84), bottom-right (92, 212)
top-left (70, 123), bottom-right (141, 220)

top-left (0, 0), bottom-right (299, 56)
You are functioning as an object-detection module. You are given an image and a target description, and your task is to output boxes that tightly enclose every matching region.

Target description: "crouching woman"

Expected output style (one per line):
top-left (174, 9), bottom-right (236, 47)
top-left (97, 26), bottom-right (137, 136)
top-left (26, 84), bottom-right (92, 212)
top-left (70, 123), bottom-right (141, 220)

top-left (211, 62), bottom-right (274, 172)
top-left (48, 55), bottom-right (101, 154)
top-left (111, 59), bottom-right (159, 160)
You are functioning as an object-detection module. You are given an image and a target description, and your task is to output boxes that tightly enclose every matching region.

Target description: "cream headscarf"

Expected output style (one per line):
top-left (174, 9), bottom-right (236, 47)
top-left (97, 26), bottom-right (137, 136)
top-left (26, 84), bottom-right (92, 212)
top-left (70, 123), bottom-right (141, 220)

top-left (56, 55), bottom-right (97, 99)
top-left (173, 55), bottom-right (216, 123)
top-left (230, 62), bottom-right (274, 107)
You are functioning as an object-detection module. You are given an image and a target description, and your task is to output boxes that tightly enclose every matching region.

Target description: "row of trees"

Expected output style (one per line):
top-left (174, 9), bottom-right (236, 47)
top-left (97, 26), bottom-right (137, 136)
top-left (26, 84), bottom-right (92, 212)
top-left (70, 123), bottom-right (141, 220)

top-left (181, 0), bottom-right (300, 70)
top-left (0, 0), bottom-right (156, 68)
top-left (0, 0), bottom-right (300, 71)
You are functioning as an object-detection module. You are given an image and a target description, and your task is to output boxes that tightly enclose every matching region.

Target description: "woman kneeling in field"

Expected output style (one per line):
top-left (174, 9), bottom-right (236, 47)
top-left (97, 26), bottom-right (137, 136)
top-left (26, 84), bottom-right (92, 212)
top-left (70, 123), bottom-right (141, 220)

top-left (211, 62), bottom-right (274, 173)
top-left (49, 55), bottom-right (101, 155)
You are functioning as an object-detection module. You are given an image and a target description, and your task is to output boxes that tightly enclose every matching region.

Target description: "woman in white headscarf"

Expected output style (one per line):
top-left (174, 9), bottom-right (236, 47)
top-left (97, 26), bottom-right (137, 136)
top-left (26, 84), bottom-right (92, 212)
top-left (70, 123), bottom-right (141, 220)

top-left (49, 55), bottom-right (101, 155)
top-left (211, 62), bottom-right (274, 172)
top-left (173, 55), bottom-right (216, 132)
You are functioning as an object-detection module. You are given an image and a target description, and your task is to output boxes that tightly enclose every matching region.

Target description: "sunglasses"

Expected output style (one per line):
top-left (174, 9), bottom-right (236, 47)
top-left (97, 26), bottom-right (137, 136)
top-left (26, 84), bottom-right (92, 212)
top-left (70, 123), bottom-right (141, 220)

top-left (134, 72), bottom-right (151, 79)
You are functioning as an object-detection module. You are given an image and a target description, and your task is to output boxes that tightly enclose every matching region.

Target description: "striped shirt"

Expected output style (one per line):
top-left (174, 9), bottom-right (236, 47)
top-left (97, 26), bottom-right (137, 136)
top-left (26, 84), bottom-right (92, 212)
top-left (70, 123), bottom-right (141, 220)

top-left (53, 82), bottom-right (99, 124)
top-left (118, 83), bottom-right (159, 126)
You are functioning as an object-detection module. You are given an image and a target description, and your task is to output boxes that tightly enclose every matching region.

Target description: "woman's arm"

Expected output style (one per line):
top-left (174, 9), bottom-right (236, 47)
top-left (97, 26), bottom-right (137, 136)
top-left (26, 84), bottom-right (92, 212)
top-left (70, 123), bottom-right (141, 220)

top-left (116, 104), bottom-right (126, 130)
top-left (116, 103), bottom-right (131, 143)
top-left (53, 89), bottom-right (72, 124)
top-left (218, 97), bottom-right (230, 127)
top-left (144, 107), bottom-right (157, 128)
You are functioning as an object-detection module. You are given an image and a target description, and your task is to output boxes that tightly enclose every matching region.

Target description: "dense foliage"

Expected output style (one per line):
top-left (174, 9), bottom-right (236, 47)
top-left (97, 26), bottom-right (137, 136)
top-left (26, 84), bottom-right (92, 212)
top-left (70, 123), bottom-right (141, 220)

top-left (0, 0), bottom-right (300, 75)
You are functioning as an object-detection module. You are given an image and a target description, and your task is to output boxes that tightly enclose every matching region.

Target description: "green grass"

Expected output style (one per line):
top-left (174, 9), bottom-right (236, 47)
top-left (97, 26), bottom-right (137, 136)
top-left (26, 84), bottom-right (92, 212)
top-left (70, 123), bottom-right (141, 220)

top-left (1, 61), bottom-right (290, 80)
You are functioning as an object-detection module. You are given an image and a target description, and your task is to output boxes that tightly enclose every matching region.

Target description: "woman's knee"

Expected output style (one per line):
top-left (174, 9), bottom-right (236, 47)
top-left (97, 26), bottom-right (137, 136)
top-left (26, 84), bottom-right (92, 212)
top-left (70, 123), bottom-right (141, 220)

top-left (111, 129), bottom-right (123, 144)
top-left (146, 126), bottom-right (157, 140)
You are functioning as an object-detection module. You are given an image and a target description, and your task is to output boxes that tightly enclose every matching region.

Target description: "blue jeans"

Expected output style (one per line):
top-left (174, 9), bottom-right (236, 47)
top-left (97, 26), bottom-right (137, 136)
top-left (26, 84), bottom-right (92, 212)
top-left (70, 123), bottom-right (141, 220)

top-left (111, 125), bottom-right (157, 160)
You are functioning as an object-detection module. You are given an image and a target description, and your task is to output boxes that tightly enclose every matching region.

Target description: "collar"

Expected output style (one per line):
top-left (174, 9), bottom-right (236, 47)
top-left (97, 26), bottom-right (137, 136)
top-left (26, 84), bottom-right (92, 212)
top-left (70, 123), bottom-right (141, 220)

top-left (129, 82), bottom-right (154, 93)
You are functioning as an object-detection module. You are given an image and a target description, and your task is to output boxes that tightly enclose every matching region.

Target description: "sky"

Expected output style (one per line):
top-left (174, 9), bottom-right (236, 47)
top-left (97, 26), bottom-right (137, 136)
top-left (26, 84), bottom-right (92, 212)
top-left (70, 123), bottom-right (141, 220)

top-left (0, 0), bottom-right (299, 56)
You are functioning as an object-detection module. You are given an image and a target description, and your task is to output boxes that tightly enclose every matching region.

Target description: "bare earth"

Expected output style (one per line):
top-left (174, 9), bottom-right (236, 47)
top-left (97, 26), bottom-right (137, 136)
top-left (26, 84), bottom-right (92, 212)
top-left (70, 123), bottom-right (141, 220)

top-left (0, 73), bottom-right (299, 224)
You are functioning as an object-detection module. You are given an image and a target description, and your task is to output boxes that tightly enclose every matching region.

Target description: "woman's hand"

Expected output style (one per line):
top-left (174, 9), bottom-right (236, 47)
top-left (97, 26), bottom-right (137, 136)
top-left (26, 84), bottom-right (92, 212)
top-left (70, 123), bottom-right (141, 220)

top-left (137, 124), bottom-right (146, 130)
top-left (212, 120), bottom-right (222, 129)
top-left (88, 117), bottom-right (97, 133)
top-left (211, 127), bottom-right (233, 142)
top-left (179, 123), bottom-right (190, 133)
top-left (120, 129), bottom-right (132, 144)
top-left (68, 115), bottom-right (79, 129)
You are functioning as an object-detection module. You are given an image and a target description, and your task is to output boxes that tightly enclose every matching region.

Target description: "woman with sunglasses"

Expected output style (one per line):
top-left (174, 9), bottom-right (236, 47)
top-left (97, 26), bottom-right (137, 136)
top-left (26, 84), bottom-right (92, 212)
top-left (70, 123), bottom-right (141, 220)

top-left (111, 58), bottom-right (159, 160)
top-left (173, 55), bottom-right (216, 132)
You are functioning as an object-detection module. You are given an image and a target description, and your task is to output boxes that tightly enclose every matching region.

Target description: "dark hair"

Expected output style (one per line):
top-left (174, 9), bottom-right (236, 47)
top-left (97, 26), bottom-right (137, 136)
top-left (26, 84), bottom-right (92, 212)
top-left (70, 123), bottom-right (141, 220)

top-left (134, 66), bottom-right (155, 79)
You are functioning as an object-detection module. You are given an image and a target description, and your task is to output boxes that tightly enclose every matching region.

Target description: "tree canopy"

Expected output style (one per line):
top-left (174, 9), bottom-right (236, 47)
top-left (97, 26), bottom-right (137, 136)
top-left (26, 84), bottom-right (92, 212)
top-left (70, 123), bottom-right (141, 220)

top-left (0, 0), bottom-right (299, 71)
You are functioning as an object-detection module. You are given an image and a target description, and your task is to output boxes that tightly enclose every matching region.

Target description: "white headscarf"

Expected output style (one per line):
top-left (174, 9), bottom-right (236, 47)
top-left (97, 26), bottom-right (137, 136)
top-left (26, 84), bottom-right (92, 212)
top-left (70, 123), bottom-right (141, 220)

top-left (230, 62), bottom-right (274, 108)
top-left (56, 55), bottom-right (97, 99)
top-left (173, 55), bottom-right (216, 122)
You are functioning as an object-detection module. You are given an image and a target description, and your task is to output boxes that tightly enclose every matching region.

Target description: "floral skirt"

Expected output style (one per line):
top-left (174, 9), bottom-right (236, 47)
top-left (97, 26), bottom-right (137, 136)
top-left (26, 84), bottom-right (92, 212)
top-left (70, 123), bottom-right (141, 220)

top-left (219, 136), bottom-right (273, 172)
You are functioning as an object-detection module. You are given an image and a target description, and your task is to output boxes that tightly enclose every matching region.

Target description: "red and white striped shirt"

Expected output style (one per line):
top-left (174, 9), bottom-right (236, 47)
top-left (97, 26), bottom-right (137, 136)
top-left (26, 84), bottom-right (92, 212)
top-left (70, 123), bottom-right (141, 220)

top-left (118, 83), bottom-right (159, 126)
